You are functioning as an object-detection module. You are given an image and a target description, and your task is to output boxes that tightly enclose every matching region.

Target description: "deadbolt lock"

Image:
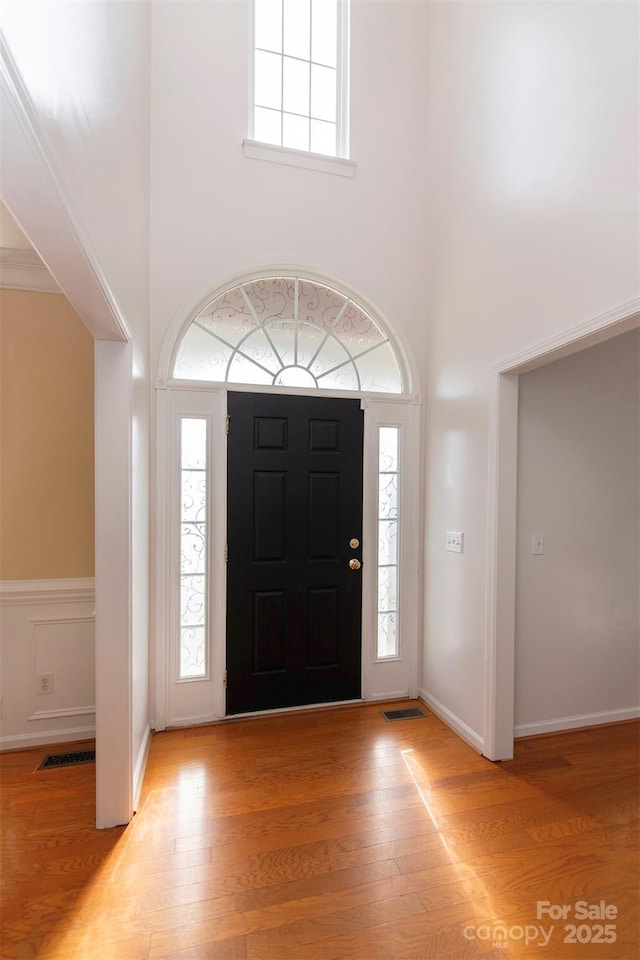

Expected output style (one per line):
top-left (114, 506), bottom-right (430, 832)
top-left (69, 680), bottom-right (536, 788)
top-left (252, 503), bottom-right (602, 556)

top-left (348, 558), bottom-right (361, 570)
top-left (349, 538), bottom-right (360, 549)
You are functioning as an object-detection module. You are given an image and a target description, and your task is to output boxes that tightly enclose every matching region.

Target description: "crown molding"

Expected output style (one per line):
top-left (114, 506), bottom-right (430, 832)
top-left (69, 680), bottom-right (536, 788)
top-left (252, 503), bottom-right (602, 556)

top-left (0, 246), bottom-right (62, 294)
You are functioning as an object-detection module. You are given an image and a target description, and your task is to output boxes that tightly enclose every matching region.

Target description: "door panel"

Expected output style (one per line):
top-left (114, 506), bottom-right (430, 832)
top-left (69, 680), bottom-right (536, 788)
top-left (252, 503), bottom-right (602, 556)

top-left (308, 472), bottom-right (340, 558)
top-left (308, 588), bottom-right (339, 666)
top-left (226, 392), bottom-right (363, 714)
top-left (253, 590), bottom-right (286, 673)
top-left (254, 472), bottom-right (287, 560)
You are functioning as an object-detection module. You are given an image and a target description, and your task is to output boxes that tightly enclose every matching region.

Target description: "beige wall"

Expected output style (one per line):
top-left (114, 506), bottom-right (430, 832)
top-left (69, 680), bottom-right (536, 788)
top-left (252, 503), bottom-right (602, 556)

top-left (0, 289), bottom-right (94, 579)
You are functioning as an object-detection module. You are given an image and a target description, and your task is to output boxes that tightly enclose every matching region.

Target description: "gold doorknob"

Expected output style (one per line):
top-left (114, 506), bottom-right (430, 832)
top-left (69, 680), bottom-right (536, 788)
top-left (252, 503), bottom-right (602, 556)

top-left (349, 538), bottom-right (360, 549)
top-left (349, 558), bottom-right (361, 570)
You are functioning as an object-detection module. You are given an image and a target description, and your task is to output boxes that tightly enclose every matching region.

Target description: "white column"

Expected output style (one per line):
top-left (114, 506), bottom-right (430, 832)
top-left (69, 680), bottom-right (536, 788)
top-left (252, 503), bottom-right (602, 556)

top-left (95, 340), bottom-right (133, 827)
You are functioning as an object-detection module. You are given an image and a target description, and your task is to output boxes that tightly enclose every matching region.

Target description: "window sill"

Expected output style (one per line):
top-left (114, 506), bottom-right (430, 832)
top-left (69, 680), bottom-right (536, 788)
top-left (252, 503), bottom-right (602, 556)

top-left (242, 139), bottom-right (356, 178)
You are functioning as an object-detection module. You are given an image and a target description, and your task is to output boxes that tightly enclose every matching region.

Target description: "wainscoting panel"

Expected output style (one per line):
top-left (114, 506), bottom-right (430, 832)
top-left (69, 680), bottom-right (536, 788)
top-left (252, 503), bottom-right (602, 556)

top-left (0, 579), bottom-right (95, 750)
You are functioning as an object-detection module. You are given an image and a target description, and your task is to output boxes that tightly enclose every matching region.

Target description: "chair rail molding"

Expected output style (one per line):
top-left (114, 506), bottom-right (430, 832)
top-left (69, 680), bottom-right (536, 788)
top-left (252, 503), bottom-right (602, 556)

top-left (0, 578), bottom-right (95, 605)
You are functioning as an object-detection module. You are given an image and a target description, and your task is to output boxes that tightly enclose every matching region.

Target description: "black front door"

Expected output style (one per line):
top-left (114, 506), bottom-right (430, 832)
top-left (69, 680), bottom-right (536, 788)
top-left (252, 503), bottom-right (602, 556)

top-left (226, 392), bottom-right (364, 714)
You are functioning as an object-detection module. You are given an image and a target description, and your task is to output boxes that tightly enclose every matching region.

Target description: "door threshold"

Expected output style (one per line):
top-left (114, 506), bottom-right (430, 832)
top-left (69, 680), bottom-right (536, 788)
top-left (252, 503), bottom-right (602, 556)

top-left (223, 698), bottom-right (365, 723)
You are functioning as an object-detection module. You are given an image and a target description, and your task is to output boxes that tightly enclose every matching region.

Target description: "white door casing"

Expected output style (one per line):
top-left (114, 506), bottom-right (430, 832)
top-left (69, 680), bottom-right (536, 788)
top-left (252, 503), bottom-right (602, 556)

top-left (154, 386), bottom-right (421, 729)
top-left (153, 270), bottom-right (422, 730)
top-left (484, 298), bottom-right (640, 761)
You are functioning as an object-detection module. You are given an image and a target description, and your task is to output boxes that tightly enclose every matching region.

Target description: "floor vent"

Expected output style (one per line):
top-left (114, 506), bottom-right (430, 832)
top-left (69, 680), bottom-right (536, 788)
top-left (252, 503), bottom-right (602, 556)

top-left (381, 707), bottom-right (427, 722)
top-left (37, 750), bottom-right (96, 771)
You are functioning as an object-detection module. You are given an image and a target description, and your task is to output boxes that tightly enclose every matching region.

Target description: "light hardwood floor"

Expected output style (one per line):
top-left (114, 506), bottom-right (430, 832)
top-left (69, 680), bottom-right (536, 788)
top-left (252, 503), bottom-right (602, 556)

top-left (1, 702), bottom-right (638, 959)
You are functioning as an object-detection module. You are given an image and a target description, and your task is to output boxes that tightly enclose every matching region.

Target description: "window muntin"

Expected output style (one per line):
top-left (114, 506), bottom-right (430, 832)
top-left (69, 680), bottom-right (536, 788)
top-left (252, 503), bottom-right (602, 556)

top-left (179, 417), bottom-right (208, 679)
top-left (377, 426), bottom-right (400, 659)
top-left (252, 0), bottom-right (348, 158)
top-left (173, 276), bottom-right (404, 394)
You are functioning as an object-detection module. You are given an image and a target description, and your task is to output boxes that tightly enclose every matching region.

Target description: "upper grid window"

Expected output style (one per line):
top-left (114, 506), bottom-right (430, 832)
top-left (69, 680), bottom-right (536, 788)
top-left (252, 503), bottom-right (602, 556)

top-left (252, 0), bottom-right (349, 158)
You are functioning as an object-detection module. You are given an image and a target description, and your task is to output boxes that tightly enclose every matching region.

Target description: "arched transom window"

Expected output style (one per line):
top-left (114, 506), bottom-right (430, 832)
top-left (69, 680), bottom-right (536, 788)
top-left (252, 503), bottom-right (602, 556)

top-left (173, 275), bottom-right (405, 393)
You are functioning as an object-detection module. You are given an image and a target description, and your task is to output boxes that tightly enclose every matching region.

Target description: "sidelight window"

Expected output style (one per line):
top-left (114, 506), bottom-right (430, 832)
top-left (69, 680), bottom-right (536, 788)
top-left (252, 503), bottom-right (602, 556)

top-left (377, 426), bottom-right (400, 659)
top-left (179, 417), bottom-right (208, 679)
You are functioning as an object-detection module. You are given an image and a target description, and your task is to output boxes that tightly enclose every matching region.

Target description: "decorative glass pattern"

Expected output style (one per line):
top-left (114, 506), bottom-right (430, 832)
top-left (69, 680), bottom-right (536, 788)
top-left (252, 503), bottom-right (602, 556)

top-left (253, 0), bottom-right (346, 157)
top-left (377, 426), bottom-right (399, 658)
top-left (180, 418), bottom-right (207, 679)
top-left (173, 276), bottom-right (404, 393)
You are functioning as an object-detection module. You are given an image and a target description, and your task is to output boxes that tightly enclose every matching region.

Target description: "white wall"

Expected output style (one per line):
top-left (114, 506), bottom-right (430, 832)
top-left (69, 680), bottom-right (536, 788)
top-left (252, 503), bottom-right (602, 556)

top-left (515, 330), bottom-right (639, 733)
top-left (1, 0), bottom-right (150, 336)
top-left (421, 1), bottom-right (640, 742)
top-left (0, 0), bottom-right (151, 825)
top-left (149, 0), bottom-right (429, 381)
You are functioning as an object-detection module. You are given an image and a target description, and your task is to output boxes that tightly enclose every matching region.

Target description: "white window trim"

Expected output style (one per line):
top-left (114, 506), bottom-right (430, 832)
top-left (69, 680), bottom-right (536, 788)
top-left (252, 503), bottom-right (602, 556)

top-left (335, 0), bottom-right (350, 158)
top-left (247, 0), bottom-right (352, 169)
top-left (242, 139), bottom-right (356, 177)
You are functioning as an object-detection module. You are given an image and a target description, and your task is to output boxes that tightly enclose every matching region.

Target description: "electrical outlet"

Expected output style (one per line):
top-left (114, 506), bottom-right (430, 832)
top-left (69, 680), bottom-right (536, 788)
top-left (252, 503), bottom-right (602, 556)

top-left (37, 673), bottom-right (54, 695)
top-left (532, 533), bottom-right (544, 555)
top-left (446, 531), bottom-right (464, 553)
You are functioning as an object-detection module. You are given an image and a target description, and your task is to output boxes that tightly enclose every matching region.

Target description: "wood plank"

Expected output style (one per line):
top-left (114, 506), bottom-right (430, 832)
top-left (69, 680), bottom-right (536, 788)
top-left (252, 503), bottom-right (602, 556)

top-left (1, 704), bottom-right (637, 960)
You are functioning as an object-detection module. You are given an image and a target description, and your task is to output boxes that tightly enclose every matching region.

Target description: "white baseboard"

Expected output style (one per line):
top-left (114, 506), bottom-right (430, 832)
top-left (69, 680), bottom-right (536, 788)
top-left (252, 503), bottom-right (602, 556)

top-left (418, 689), bottom-right (484, 754)
top-left (515, 706), bottom-right (640, 738)
top-left (133, 723), bottom-right (152, 812)
top-left (0, 725), bottom-right (96, 752)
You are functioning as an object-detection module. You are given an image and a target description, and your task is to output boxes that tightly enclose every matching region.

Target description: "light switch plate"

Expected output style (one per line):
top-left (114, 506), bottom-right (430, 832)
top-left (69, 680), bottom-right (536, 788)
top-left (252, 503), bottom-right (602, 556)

top-left (446, 531), bottom-right (464, 553)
